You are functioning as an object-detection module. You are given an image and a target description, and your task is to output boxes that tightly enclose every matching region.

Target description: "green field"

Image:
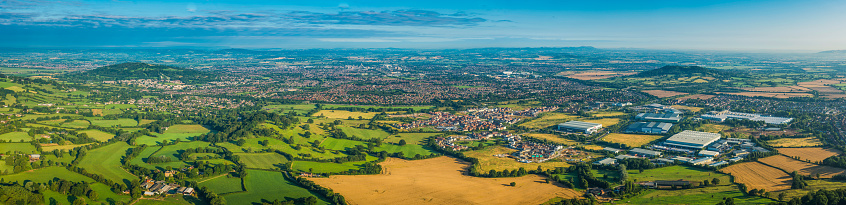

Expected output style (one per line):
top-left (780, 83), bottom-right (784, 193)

top-left (619, 185), bottom-right (774, 205)
top-left (0, 143), bottom-right (37, 153)
top-left (223, 170), bottom-right (329, 205)
top-left (90, 118), bottom-right (138, 127)
top-left (0, 132), bottom-right (31, 142)
top-left (338, 126), bottom-right (390, 140)
top-left (628, 166), bottom-right (732, 184)
top-left (0, 166), bottom-right (94, 184)
top-left (291, 155), bottom-right (379, 173)
top-left (78, 142), bottom-right (138, 185)
top-left (61, 120), bottom-right (91, 129)
top-left (263, 104), bottom-right (317, 114)
top-left (383, 133), bottom-right (440, 145)
top-left (151, 141), bottom-right (214, 161)
top-left (79, 129), bottom-right (116, 141)
top-left (221, 137), bottom-right (347, 159)
top-left (374, 144), bottom-right (435, 158)
top-left (234, 152), bottom-right (290, 170)
top-left (319, 138), bottom-right (366, 151)
top-left (137, 124), bottom-right (211, 145)
top-left (199, 175), bottom-right (244, 194)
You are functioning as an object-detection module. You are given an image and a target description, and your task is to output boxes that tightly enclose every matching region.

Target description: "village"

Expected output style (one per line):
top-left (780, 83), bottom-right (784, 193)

top-left (395, 106), bottom-right (558, 131)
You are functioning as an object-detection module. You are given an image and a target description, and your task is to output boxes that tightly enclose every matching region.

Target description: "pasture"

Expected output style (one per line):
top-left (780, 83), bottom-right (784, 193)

top-left (292, 155), bottom-right (379, 173)
top-left (0, 143), bottom-right (37, 153)
top-left (620, 185), bottom-right (774, 205)
top-left (339, 126), bottom-right (390, 140)
top-left (199, 175), bottom-right (244, 194)
top-left (311, 157), bottom-right (581, 205)
top-left (758, 155), bottom-right (846, 178)
top-left (78, 142), bottom-right (138, 185)
top-left (0, 166), bottom-right (94, 184)
top-left (519, 113), bottom-right (578, 129)
top-left (628, 166), bottom-right (731, 183)
top-left (776, 147), bottom-right (841, 162)
top-left (40, 143), bottom-right (91, 152)
top-left (720, 162), bottom-right (791, 191)
top-left (767, 137), bottom-right (823, 147)
top-left (78, 129), bottom-right (116, 141)
top-left (0, 132), bottom-right (31, 142)
top-left (383, 133), bottom-right (440, 145)
top-left (152, 141), bottom-right (214, 161)
top-left (223, 170), bottom-right (330, 205)
top-left (90, 118), bottom-right (138, 127)
top-left (234, 153), bottom-right (289, 170)
top-left (373, 144), bottom-right (435, 158)
top-left (601, 133), bottom-right (662, 147)
top-left (139, 124), bottom-right (211, 145)
top-left (312, 110), bottom-right (377, 119)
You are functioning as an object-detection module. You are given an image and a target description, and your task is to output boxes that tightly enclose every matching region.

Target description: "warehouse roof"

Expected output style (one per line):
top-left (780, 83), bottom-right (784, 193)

top-left (626, 122), bottom-right (673, 130)
top-left (665, 130), bottom-right (721, 149)
top-left (636, 113), bottom-right (681, 121)
top-left (630, 148), bottom-right (662, 156)
top-left (558, 121), bottom-right (602, 129)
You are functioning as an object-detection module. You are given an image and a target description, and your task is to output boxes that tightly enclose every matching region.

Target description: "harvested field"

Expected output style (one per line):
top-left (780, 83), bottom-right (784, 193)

top-left (670, 105), bottom-right (703, 113)
top-left (776, 147), bottom-right (841, 162)
top-left (716, 92), bottom-right (813, 99)
top-left (798, 79), bottom-right (846, 94)
top-left (311, 157), bottom-right (580, 205)
top-left (465, 146), bottom-right (573, 172)
top-left (758, 155), bottom-right (846, 178)
top-left (720, 162), bottom-right (791, 192)
top-left (642, 90), bottom-right (688, 98)
top-left (676, 94), bottom-right (716, 101)
top-left (741, 86), bottom-right (811, 93)
top-left (766, 137), bottom-right (822, 147)
top-left (602, 133), bottom-right (662, 148)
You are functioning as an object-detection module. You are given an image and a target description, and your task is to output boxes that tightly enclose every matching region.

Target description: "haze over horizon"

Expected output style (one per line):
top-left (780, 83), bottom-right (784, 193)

top-left (2, 0), bottom-right (846, 51)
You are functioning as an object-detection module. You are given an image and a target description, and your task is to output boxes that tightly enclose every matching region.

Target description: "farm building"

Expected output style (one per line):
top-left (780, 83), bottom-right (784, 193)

top-left (629, 148), bottom-right (662, 157)
top-left (663, 130), bottom-right (721, 150)
top-left (700, 110), bottom-right (793, 124)
top-left (635, 113), bottom-right (681, 123)
top-left (557, 121), bottom-right (603, 134)
top-left (624, 122), bottom-right (673, 134)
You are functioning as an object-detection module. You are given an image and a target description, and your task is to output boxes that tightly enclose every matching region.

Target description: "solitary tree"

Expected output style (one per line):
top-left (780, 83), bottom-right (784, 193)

top-left (510, 182), bottom-right (516, 186)
top-left (399, 139), bottom-right (407, 146)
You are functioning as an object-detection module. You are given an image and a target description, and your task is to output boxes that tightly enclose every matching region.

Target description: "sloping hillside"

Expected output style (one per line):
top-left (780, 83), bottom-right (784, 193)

top-left (64, 62), bottom-right (213, 84)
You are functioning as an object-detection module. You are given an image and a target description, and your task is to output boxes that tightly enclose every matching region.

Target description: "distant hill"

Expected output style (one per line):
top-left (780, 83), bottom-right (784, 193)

top-left (632, 65), bottom-right (740, 78)
top-left (819, 50), bottom-right (846, 54)
top-left (64, 62), bottom-right (213, 84)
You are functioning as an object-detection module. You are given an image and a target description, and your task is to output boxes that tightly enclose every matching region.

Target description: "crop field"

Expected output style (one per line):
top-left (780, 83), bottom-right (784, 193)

top-left (78, 142), bottom-right (137, 185)
top-left (373, 144), bottom-right (435, 157)
top-left (464, 146), bottom-right (572, 172)
top-left (715, 92), bottom-right (813, 99)
top-left (758, 155), bottom-right (846, 178)
top-left (628, 166), bottom-right (731, 183)
top-left (339, 126), bottom-right (390, 140)
top-left (198, 175), bottom-right (244, 194)
top-left (313, 110), bottom-right (377, 119)
top-left (602, 133), bottom-right (662, 147)
top-left (619, 185), bottom-right (774, 205)
top-left (90, 118), bottom-right (138, 127)
top-left (78, 129), bottom-right (116, 141)
top-left (776, 147), bottom-right (841, 162)
top-left (0, 143), bottom-right (36, 153)
top-left (519, 112), bottom-right (578, 129)
top-left (766, 137), bottom-right (823, 147)
top-left (224, 170), bottom-right (330, 205)
top-left (524, 133), bottom-right (580, 145)
top-left (720, 162), bottom-right (791, 191)
top-left (642, 90), bottom-right (688, 98)
top-left (292, 155), bottom-right (379, 173)
top-left (383, 133), bottom-right (440, 145)
top-left (312, 157), bottom-right (580, 205)
top-left (234, 153), bottom-right (289, 169)
top-left (0, 132), bottom-right (31, 142)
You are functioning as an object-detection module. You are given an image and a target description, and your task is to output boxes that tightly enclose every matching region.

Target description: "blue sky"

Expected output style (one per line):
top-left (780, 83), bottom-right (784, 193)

top-left (1, 0), bottom-right (845, 51)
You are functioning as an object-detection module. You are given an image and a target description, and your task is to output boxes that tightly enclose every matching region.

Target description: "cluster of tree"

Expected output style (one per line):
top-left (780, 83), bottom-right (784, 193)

top-left (64, 166), bottom-right (126, 194)
top-left (291, 176), bottom-right (347, 205)
top-left (791, 171), bottom-right (808, 189)
top-left (261, 197), bottom-right (321, 205)
top-left (146, 155), bottom-right (173, 164)
top-left (196, 186), bottom-right (226, 205)
top-left (0, 183), bottom-right (44, 205)
top-left (195, 111), bottom-right (297, 143)
top-left (180, 147), bottom-right (223, 160)
top-left (329, 129), bottom-right (381, 143)
top-left (767, 189), bottom-right (846, 205)
top-left (470, 167), bottom-right (531, 178)
top-left (46, 179), bottom-right (99, 201)
top-left (569, 164), bottom-right (611, 189)
top-left (122, 145), bottom-right (147, 165)
top-left (821, 155), bottom-right (846, 168)
top-left (548, 197), bottom-right (596, 205)
top-left (3, 154), bottom-right (33, 174)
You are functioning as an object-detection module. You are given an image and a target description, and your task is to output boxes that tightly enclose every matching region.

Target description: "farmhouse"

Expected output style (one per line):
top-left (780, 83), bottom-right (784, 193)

top-left (629, 148), bottom-right (662, 157)
top-left (624, 122), bottom-right (673, 134)
top-left (701, 110), bottom-right (793, 124)
top-left (635, 113), bottom-right (681, 123)
top-left (663, 130), bottom-right (721, 150)
top-left (557, 121), bottom-right (603, 134)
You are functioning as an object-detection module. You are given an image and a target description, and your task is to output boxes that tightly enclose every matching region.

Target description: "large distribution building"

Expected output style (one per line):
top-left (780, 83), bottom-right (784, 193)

top-left (635, 113), bottom-right (682, 123)
top-left (700, 110), bottom-right (793, 124)
top-left (558, 121), bottom-right (603, 134)
top-left (663, 130), bottom-right (722, 149)
top-left (624, 122), bottom-right (673, 134)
